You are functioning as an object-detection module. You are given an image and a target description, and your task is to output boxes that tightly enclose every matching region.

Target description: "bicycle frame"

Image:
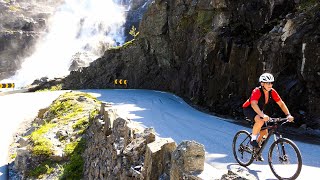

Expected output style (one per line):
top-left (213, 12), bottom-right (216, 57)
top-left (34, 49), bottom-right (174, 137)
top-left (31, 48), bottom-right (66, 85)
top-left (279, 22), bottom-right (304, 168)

top-left (253, 118), bottom-right (287, 156)
top-left (233, 117), bottom-right (302, 179)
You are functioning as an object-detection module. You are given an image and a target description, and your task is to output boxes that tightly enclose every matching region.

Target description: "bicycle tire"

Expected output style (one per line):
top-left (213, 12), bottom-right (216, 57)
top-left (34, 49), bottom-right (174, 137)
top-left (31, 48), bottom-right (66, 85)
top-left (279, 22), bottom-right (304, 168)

top-left (232, 130), bottom-right (254, 166)
top-left (268, 138), bottom-right (302, 180)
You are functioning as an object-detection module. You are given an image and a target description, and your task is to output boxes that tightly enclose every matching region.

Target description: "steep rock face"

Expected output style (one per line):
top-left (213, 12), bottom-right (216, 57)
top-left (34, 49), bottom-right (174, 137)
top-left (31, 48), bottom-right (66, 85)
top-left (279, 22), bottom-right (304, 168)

top-left (123, 0), bottom-right (153, 42)
top-left (64, 1), bottom-right (320, 129)
top-left (0, 0), bottom-right (62, 80)
top-left (0, 31), bottom-right (39, 79)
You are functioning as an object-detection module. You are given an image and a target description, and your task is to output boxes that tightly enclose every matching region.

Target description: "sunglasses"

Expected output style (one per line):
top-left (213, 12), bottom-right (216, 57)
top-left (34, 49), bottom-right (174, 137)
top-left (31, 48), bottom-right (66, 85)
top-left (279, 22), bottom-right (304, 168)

top-left (263, 82), bottom-right (274, 85)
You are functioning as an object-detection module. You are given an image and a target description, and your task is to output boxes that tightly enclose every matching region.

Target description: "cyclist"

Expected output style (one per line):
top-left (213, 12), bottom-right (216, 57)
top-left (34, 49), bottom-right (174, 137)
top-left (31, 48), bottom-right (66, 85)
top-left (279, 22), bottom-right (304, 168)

top-left (242, 73), bottom-right (294, 157)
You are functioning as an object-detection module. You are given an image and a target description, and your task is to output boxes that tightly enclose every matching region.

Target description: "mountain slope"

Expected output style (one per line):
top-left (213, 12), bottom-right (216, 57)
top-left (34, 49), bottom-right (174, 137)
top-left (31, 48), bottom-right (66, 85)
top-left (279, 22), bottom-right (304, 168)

top-left (63, 0), bottom-right (320, 130)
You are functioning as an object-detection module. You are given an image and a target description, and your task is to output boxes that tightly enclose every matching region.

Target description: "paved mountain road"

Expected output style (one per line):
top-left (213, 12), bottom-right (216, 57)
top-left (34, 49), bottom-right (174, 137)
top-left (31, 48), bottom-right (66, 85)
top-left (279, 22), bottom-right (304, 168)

top-left (1, 89), bottom-right (319, 179)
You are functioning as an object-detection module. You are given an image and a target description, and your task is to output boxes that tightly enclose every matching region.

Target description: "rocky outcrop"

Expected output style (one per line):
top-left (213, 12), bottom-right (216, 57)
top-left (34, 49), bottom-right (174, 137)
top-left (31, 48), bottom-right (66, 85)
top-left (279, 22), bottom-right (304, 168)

top-left (63, 1), bottom-right (320, 130)
top-left (83, 104), bottom-right (206, 179)
top-left (0, 0), bottom-right (63, 79)
top-left (170, 141), bottom-right (205, 180)
top-left (9, 91), bottom-right (100, 179)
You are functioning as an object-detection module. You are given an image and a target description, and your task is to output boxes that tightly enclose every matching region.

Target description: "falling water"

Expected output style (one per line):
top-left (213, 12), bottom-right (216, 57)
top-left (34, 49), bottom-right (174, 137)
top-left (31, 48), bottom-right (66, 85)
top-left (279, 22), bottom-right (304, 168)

top-left (2, 0), bottom-right (128, 88)
top-left (301, 43), bottom-right (306, 79)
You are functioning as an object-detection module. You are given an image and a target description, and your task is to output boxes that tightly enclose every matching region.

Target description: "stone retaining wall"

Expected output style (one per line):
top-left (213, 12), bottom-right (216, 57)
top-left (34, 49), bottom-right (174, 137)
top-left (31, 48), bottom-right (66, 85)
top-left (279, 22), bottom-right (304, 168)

top-left (83, 103), bottom-right (206, 179)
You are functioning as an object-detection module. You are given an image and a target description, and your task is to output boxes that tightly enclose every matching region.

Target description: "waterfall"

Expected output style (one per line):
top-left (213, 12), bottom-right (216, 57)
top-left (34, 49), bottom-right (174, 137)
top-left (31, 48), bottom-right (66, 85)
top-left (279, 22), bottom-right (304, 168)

top-left (2, 0), bottom-right (128, 88)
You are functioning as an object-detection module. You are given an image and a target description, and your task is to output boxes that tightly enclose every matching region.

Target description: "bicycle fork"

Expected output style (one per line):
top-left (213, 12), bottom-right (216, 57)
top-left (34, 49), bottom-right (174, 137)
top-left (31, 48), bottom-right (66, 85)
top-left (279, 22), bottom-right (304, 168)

top-left (274, 133), bottom-right (288, 162)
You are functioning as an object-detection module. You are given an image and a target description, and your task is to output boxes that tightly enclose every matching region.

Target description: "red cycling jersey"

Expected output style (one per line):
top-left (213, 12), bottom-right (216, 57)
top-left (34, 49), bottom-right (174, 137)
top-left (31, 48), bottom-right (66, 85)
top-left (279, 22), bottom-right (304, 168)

top-left (242, 87), bottom-right (282, 108)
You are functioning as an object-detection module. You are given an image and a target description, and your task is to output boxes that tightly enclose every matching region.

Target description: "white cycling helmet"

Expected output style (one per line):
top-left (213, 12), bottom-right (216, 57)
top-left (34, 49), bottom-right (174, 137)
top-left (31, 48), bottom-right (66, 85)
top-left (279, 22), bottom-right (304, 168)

top-left (259, 73), bottom-right (274, 82)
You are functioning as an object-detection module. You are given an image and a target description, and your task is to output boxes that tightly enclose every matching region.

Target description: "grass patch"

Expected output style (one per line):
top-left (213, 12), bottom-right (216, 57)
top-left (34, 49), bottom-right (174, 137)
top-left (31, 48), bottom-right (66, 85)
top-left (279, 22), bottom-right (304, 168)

top-left (90, 109), bottom-right (99, 120)
top-left (30, 123), bottom-right (56, 156)
top-left (49, 100), bottom-right (74, 118)
top-left (25, 91), bottom-right (100, 179)
top-left (72, 116), bottom-right (88, 130)
top-left (60, 138), bottom-right (86, 179)
top-left (72, 108), bottom-right (98, 135)
top-left (62, 107), bottom-right (84, 120)
top-left (32, 138), bottom-right (53, 156)
top-left (28, 160), bottom-right (55, 178)
top-left (48, 95), bottom-right (83, 120)
top-left (36, 84), bottom-right (63, 92)
top-left (47, 92), bottom-right (98, 120)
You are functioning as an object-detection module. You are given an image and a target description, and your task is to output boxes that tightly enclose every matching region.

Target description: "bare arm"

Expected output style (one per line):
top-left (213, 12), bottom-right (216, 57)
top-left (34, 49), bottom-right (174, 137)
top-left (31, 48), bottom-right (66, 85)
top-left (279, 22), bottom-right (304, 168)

top-left (276, 100), bottom-right (294, 121)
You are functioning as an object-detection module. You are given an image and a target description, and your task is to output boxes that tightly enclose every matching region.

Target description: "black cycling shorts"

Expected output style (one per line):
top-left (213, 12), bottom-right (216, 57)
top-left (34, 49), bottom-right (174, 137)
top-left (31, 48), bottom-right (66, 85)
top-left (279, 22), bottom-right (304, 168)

top-left (243, 107), bottom-right (257, 121)
top-left (243, 107), bottom-right (268, 127)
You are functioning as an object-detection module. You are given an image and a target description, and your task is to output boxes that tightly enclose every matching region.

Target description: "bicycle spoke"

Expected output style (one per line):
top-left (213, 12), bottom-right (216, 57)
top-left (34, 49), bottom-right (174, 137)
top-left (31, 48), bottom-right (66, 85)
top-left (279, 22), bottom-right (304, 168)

top-left (233, 130), bottom-right (254, 166)
top-left (268, 139), bottom-right (302, 179)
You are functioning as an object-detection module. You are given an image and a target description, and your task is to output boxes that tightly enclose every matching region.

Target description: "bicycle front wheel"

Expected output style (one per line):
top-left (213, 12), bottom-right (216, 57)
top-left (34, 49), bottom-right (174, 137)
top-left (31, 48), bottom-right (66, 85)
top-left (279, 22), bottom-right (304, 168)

top-left (268, 138), bottom-right (302, 180)
top-left (232, 130), bottom-right (254, 166)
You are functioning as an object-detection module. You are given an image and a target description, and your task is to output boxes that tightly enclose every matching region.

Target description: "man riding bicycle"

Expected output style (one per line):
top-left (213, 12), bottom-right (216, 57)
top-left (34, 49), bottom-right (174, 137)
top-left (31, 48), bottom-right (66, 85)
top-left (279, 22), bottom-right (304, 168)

top-left (242, 73), bottom-right (294, 160)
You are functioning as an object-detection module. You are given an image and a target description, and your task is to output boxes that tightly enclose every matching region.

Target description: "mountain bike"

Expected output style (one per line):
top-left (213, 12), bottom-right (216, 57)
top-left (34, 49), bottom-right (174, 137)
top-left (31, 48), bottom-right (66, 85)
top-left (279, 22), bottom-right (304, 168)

top-left (232, 117), bottom-right (302, 179)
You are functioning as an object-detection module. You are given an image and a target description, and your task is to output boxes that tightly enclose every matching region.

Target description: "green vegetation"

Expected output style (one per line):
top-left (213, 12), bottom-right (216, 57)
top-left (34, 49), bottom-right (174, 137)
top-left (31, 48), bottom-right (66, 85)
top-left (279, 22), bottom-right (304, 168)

top-left (109, 39), bottom-right (136, 50)
top-left (109, 26), bottom-right (139, 50)
top-left (10, 152), bottom-right (17, 160)
top-left (8, 5), bottom-right (19, 12)
top-left (49, 100), bottom-right (75, 118)
top-left (196, 10), bottom-right (214, 27)
top-left (64, 139), bottom-right (81, 156)
top-left (72, 109), bottom-right (98, 135)
top-left (90, 109), bottom-right (99, 119)
top-left (72, 116), bottom-right (88, 130)
top-left (19, 92), bottom-right (100, 179)
top-left (129, 25), bottom-right (140, 39)
top-left (195, 10), bottom-right (215, 34)
top-left (48, 93), bottom-right (85, 120)
top-left (32, 138), bottom-right (53, 156)
top-left (123, 39), bottom-right (135, 47)
top-left (60, 138), bottom-right (86, 179)
top-left (62, 106), bottom-right (84, 121)
top-left (36, 84), bottom-right (63, 92)
top-left (30, 123), bottom-right (56, 156)
top-left (297, 0), bottom-right (318, 11)
top-left (28, 161), bottom-right (55, 178)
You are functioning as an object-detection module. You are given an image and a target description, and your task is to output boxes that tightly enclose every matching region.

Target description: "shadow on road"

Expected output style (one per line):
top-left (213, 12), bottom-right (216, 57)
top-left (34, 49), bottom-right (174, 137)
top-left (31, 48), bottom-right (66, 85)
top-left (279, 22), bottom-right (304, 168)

top-left (0, 163), bottom-right (8, 180)
top-left (227, 163), bottom-right (265, 180)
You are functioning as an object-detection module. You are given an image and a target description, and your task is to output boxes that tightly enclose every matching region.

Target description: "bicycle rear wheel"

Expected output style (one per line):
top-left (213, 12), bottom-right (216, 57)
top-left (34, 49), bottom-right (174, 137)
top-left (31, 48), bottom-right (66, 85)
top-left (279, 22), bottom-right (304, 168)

top-left (268, 138), bottom-right (302, 180)
top-left (232, 130), bottom-right (254, 166)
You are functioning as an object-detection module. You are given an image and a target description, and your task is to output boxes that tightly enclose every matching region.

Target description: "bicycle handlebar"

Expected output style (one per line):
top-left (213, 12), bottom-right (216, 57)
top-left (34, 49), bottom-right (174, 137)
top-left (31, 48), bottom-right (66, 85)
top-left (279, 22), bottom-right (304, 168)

top-left (268, 117), bottom-right (289, 123)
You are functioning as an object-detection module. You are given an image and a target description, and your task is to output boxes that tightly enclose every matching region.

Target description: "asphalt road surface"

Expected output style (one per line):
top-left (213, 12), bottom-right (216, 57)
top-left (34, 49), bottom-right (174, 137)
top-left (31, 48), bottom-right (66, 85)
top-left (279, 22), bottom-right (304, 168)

top-left (1, 89), bottom-right (319, 179)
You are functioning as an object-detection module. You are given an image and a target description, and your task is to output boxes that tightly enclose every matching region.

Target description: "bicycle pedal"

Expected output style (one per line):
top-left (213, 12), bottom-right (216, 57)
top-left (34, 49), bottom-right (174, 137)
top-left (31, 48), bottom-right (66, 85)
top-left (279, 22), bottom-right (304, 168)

top-left (255, 155), bottom-right (264, 162)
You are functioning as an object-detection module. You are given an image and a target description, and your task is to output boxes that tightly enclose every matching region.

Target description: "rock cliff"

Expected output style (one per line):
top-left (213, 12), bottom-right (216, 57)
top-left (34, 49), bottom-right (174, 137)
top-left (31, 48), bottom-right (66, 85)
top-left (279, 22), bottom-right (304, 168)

top-left (63, 0), bottom-right (320, 130)
top-left (0, 0), bottom-right (63, 79)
